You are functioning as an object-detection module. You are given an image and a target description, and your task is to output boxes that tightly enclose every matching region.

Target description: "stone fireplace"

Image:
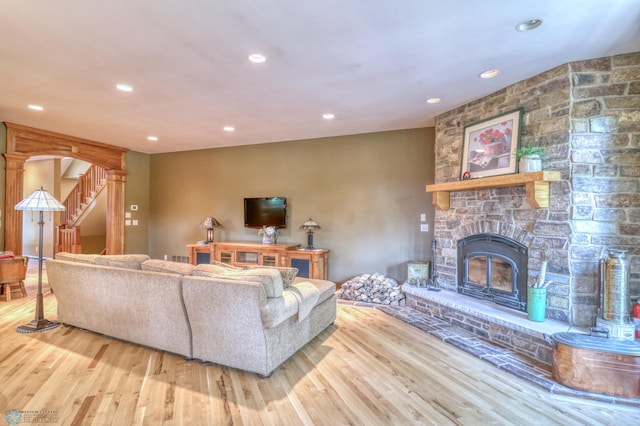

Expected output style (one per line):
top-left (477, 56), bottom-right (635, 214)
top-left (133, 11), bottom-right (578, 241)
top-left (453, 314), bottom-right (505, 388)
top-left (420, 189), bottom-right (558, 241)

top-left (417, 52), bottom-right (640, 330)
top-left (457, 233), bottom-right (528, 311)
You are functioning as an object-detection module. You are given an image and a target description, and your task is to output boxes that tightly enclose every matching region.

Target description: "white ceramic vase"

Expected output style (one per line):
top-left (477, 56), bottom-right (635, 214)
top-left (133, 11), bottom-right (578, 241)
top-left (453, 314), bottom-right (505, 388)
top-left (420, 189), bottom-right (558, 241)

top-left (519, 155), bottom-right (542, 173)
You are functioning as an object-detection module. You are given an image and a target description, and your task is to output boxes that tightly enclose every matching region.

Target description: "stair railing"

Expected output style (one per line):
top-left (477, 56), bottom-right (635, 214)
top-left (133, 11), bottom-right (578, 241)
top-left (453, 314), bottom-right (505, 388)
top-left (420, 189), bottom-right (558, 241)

top-left (60, 164), bottom-right (108, 226)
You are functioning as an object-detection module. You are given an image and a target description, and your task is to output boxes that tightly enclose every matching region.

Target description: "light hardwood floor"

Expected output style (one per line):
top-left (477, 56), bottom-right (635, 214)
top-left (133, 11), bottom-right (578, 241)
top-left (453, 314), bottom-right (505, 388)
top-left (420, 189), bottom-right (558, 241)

top-left (0, 263), bottom-right (638, 425)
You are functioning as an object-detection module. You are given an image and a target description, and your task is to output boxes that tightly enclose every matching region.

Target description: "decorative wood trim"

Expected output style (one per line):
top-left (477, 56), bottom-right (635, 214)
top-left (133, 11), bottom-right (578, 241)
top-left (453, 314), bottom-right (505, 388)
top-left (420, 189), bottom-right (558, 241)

top-left (3, 123), bottom-right (128, 255)
top-left (3, 154), bottom-right (28, 253)
top-left (5, 122), bottom-right (128, 171)
top-left (105, 170), bottom-right (127, 254)
top-left (426, 171), bottom-right (561, 210)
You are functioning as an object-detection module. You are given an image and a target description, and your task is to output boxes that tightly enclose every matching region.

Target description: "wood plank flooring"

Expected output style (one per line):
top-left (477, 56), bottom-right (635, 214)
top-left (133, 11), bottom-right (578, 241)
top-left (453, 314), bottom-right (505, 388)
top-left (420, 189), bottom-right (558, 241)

top-left (0, 263), bottom-right (638, 425)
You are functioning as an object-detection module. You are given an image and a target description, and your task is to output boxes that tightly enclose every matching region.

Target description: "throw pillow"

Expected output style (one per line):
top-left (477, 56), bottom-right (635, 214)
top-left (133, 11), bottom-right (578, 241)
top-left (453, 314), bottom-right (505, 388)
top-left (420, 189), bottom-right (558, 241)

top-left (243, 265), bottom-right (298, 288)
top-left (0, 251), bottom-right (16, 259)
top-left (221, 268), bottom-right (284, 298)
top-left (95, 254), bottom-right (151, 270)
top-left (142, 259), bottom-right (195, 276)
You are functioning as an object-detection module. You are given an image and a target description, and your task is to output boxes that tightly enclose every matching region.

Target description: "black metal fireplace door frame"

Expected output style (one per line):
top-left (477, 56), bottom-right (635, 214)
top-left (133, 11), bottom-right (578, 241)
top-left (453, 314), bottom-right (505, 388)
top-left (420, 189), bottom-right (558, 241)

top-left (457, 234), bottom-right (528, 311)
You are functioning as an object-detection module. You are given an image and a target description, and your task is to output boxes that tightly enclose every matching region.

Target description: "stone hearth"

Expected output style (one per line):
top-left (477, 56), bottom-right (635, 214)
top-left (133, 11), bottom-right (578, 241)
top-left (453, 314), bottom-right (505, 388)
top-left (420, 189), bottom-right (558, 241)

top-left (402, 285), bottom-right (579, 366)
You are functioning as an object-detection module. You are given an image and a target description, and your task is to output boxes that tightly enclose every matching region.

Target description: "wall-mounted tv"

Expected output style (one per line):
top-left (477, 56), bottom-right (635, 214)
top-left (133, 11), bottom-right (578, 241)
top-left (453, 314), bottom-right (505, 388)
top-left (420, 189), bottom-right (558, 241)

top-left (244, 197), bottom-right (287, 228)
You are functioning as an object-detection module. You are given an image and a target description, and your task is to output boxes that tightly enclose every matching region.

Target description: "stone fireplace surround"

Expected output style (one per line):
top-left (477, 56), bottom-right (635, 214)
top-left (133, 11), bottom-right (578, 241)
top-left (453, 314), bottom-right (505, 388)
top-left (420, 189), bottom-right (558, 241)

top-left (405, 52), bottom-right (639, 371)
top-left (419, 52), bottom-right (640, 331)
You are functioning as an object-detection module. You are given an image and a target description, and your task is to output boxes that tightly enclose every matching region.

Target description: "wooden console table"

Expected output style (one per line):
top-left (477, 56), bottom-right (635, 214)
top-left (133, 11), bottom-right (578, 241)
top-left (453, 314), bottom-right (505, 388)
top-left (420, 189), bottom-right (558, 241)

top-left (288, 249), bottom-right (329, 281)
top-left (426, 171), bottom-right (561, 210)
top-left (212, 242), bottom-right (300, 268)
top-left (186, 242), bottom-right (329, 280)
top-left (186, 243), bottom-right (214, 265)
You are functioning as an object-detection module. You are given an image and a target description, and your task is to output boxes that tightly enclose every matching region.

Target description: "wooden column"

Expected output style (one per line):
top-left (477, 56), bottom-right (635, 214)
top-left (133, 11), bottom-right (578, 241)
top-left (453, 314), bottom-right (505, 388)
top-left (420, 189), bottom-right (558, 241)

top-left (3, 153), bottom-right (29, 255)
top-left (105, 170), bottom-right (126, 255)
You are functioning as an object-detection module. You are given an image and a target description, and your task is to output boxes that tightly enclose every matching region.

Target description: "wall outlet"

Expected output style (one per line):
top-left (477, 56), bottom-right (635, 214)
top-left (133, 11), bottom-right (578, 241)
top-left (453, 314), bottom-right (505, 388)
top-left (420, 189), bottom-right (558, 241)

top-left (420, 224), bottom-right (429, 232)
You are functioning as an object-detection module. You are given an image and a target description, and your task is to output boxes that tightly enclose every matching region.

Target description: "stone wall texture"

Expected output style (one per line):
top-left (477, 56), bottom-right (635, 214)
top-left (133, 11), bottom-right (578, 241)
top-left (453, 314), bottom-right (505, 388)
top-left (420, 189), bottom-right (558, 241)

top-left (433, 52), bottom-right (640, 326)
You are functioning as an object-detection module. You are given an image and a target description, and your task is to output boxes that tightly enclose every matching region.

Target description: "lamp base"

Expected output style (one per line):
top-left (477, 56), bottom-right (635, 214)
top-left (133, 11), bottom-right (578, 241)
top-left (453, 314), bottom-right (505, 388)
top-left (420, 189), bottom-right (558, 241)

top-left (16, 319), bottom-right (61, 334)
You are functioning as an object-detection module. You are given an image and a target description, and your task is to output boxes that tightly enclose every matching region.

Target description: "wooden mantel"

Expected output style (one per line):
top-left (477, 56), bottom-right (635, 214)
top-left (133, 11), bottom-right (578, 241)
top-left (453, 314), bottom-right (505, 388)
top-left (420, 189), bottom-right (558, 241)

top-left (426, 171), bottom-right (561, 210)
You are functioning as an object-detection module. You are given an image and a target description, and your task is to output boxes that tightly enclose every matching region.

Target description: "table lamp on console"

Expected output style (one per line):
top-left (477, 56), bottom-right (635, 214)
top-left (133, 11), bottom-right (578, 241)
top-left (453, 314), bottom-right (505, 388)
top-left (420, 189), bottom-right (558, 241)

top-left (198, 216), bottom-right (222, 243)
top-left (299, 218), bottom-right (321, 250)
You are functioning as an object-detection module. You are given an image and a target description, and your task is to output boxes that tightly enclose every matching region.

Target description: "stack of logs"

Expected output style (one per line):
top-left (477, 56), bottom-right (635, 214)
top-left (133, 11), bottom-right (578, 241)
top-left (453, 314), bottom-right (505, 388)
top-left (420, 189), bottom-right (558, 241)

top-left (337, 272), bottom-right (406, 306)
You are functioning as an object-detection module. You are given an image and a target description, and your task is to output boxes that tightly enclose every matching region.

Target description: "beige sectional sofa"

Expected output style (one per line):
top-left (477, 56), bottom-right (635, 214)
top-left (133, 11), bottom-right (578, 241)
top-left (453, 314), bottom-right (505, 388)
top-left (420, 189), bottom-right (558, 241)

top-left (46, 253), bottom-right (337, 376)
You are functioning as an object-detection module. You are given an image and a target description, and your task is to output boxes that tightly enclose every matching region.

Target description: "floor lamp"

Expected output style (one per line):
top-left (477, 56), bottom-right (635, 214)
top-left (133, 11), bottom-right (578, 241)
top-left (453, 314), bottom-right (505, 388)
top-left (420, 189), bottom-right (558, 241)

top-left (15, 187), bottom-right (66, 333)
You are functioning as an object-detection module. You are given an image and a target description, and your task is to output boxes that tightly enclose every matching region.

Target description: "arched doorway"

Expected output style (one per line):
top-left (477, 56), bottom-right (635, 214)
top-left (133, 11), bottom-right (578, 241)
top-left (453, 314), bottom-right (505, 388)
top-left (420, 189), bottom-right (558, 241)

top-left (3, 123), bottom-right (128, 255)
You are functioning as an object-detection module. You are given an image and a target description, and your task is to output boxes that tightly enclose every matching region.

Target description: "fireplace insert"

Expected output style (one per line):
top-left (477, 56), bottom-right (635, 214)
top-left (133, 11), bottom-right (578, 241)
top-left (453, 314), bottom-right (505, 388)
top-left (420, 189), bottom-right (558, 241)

top-left (457, 234), bottom-right (528, 311)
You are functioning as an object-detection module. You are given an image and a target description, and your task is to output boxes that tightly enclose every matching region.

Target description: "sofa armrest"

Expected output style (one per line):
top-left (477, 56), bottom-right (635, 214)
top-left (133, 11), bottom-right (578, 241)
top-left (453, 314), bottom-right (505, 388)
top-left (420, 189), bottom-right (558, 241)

top-left (287, 281), bottom-right (320, 322)
top-left (260, 292), bottom-right (298, 328)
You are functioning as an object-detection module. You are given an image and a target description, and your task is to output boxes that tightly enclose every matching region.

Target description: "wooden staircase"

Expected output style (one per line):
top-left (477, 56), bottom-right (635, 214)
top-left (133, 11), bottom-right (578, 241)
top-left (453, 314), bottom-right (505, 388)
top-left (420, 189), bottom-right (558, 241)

top-left (55, 164), bottom-right (108, 255)
top-left (60, 164), bottom-right (108, 227)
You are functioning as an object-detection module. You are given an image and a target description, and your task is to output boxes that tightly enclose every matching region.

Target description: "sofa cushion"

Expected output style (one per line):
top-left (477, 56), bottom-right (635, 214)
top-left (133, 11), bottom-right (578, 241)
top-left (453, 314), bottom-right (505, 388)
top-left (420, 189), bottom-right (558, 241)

top-left (243, 265), bottom-right (298, 288)
top-left (211, 260), bottom-right (242, 270)
top-left (294, 277), bottom-right (336, 305)
top-left (193, 263), bottom-right (235, 276)
top-left (95, 254), bottom-right (150, 270)
top-left (193, 266), bottom-right (284, 298)
top-left (55, 252), bottom-right (100, 264)
top-left (142, 259), bottom-right (195, 276)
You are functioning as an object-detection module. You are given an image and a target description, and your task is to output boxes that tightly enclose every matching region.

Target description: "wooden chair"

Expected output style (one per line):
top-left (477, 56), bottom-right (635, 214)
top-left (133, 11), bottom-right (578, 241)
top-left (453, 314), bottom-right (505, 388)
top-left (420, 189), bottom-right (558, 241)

top-left (0, 256), bottom-right (29, 302)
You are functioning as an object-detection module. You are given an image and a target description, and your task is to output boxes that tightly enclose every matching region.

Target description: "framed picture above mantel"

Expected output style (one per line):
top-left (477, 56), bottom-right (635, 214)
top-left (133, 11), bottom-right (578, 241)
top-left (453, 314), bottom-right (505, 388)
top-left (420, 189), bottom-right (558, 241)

top-left (460, 108), bottom-right (523, 180)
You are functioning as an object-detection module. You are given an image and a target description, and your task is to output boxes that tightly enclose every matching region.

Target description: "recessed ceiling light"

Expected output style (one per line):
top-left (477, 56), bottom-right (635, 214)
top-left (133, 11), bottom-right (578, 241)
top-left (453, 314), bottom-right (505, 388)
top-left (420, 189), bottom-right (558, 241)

top-left (426, 98), bottom-right (441, 104)
top-left (223, 126), bottom-right (235, 132)
top-left (479, 69), bottom-right (499, 79)
top-left (322, 113), bottom-right (335, 120)
top-left (116, 84), bottom-right (133, 92)
top-left (147, 136), bottom-right (158, 142)
top-left (28, 104), bottom-right (44, 111)
top-left (516, 18), bottom-right (543, 32)
top-left (248, 54), bottom-right (266, 64)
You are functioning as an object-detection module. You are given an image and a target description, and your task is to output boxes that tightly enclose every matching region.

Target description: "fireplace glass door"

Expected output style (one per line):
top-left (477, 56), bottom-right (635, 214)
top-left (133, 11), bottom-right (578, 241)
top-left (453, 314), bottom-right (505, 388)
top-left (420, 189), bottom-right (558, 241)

top-left (466, 255), bottom-right (515, 294)
top-left (457, 234), bottom-right (527, 311)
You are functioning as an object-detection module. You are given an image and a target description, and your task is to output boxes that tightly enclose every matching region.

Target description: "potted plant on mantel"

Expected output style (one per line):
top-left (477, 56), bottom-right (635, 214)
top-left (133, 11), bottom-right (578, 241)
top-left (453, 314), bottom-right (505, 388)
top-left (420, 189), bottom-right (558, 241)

top-left (515, 143), bottom-right (544, 173)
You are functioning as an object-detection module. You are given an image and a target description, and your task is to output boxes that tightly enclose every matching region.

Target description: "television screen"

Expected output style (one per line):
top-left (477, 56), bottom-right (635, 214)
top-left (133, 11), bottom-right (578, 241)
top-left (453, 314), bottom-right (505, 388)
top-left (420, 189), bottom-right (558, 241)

top-left (244, 197), bottom-right (287, 228)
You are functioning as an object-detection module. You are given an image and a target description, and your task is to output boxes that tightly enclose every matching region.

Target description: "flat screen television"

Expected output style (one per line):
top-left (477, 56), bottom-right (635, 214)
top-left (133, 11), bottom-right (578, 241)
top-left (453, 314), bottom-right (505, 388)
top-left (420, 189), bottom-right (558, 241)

top-left (244, 197), bottom-right (287, 228)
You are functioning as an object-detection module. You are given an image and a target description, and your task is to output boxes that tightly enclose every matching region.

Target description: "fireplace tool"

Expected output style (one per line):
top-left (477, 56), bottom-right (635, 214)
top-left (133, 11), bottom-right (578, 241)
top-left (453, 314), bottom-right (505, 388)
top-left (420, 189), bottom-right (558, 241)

top-left (427, 239), bottom-right (441, 291)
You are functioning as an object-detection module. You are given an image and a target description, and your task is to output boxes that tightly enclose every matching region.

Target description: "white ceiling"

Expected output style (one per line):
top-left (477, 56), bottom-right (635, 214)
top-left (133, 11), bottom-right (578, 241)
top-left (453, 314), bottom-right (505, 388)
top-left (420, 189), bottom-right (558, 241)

top-left (1, 1), bottom-right (639, 154)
